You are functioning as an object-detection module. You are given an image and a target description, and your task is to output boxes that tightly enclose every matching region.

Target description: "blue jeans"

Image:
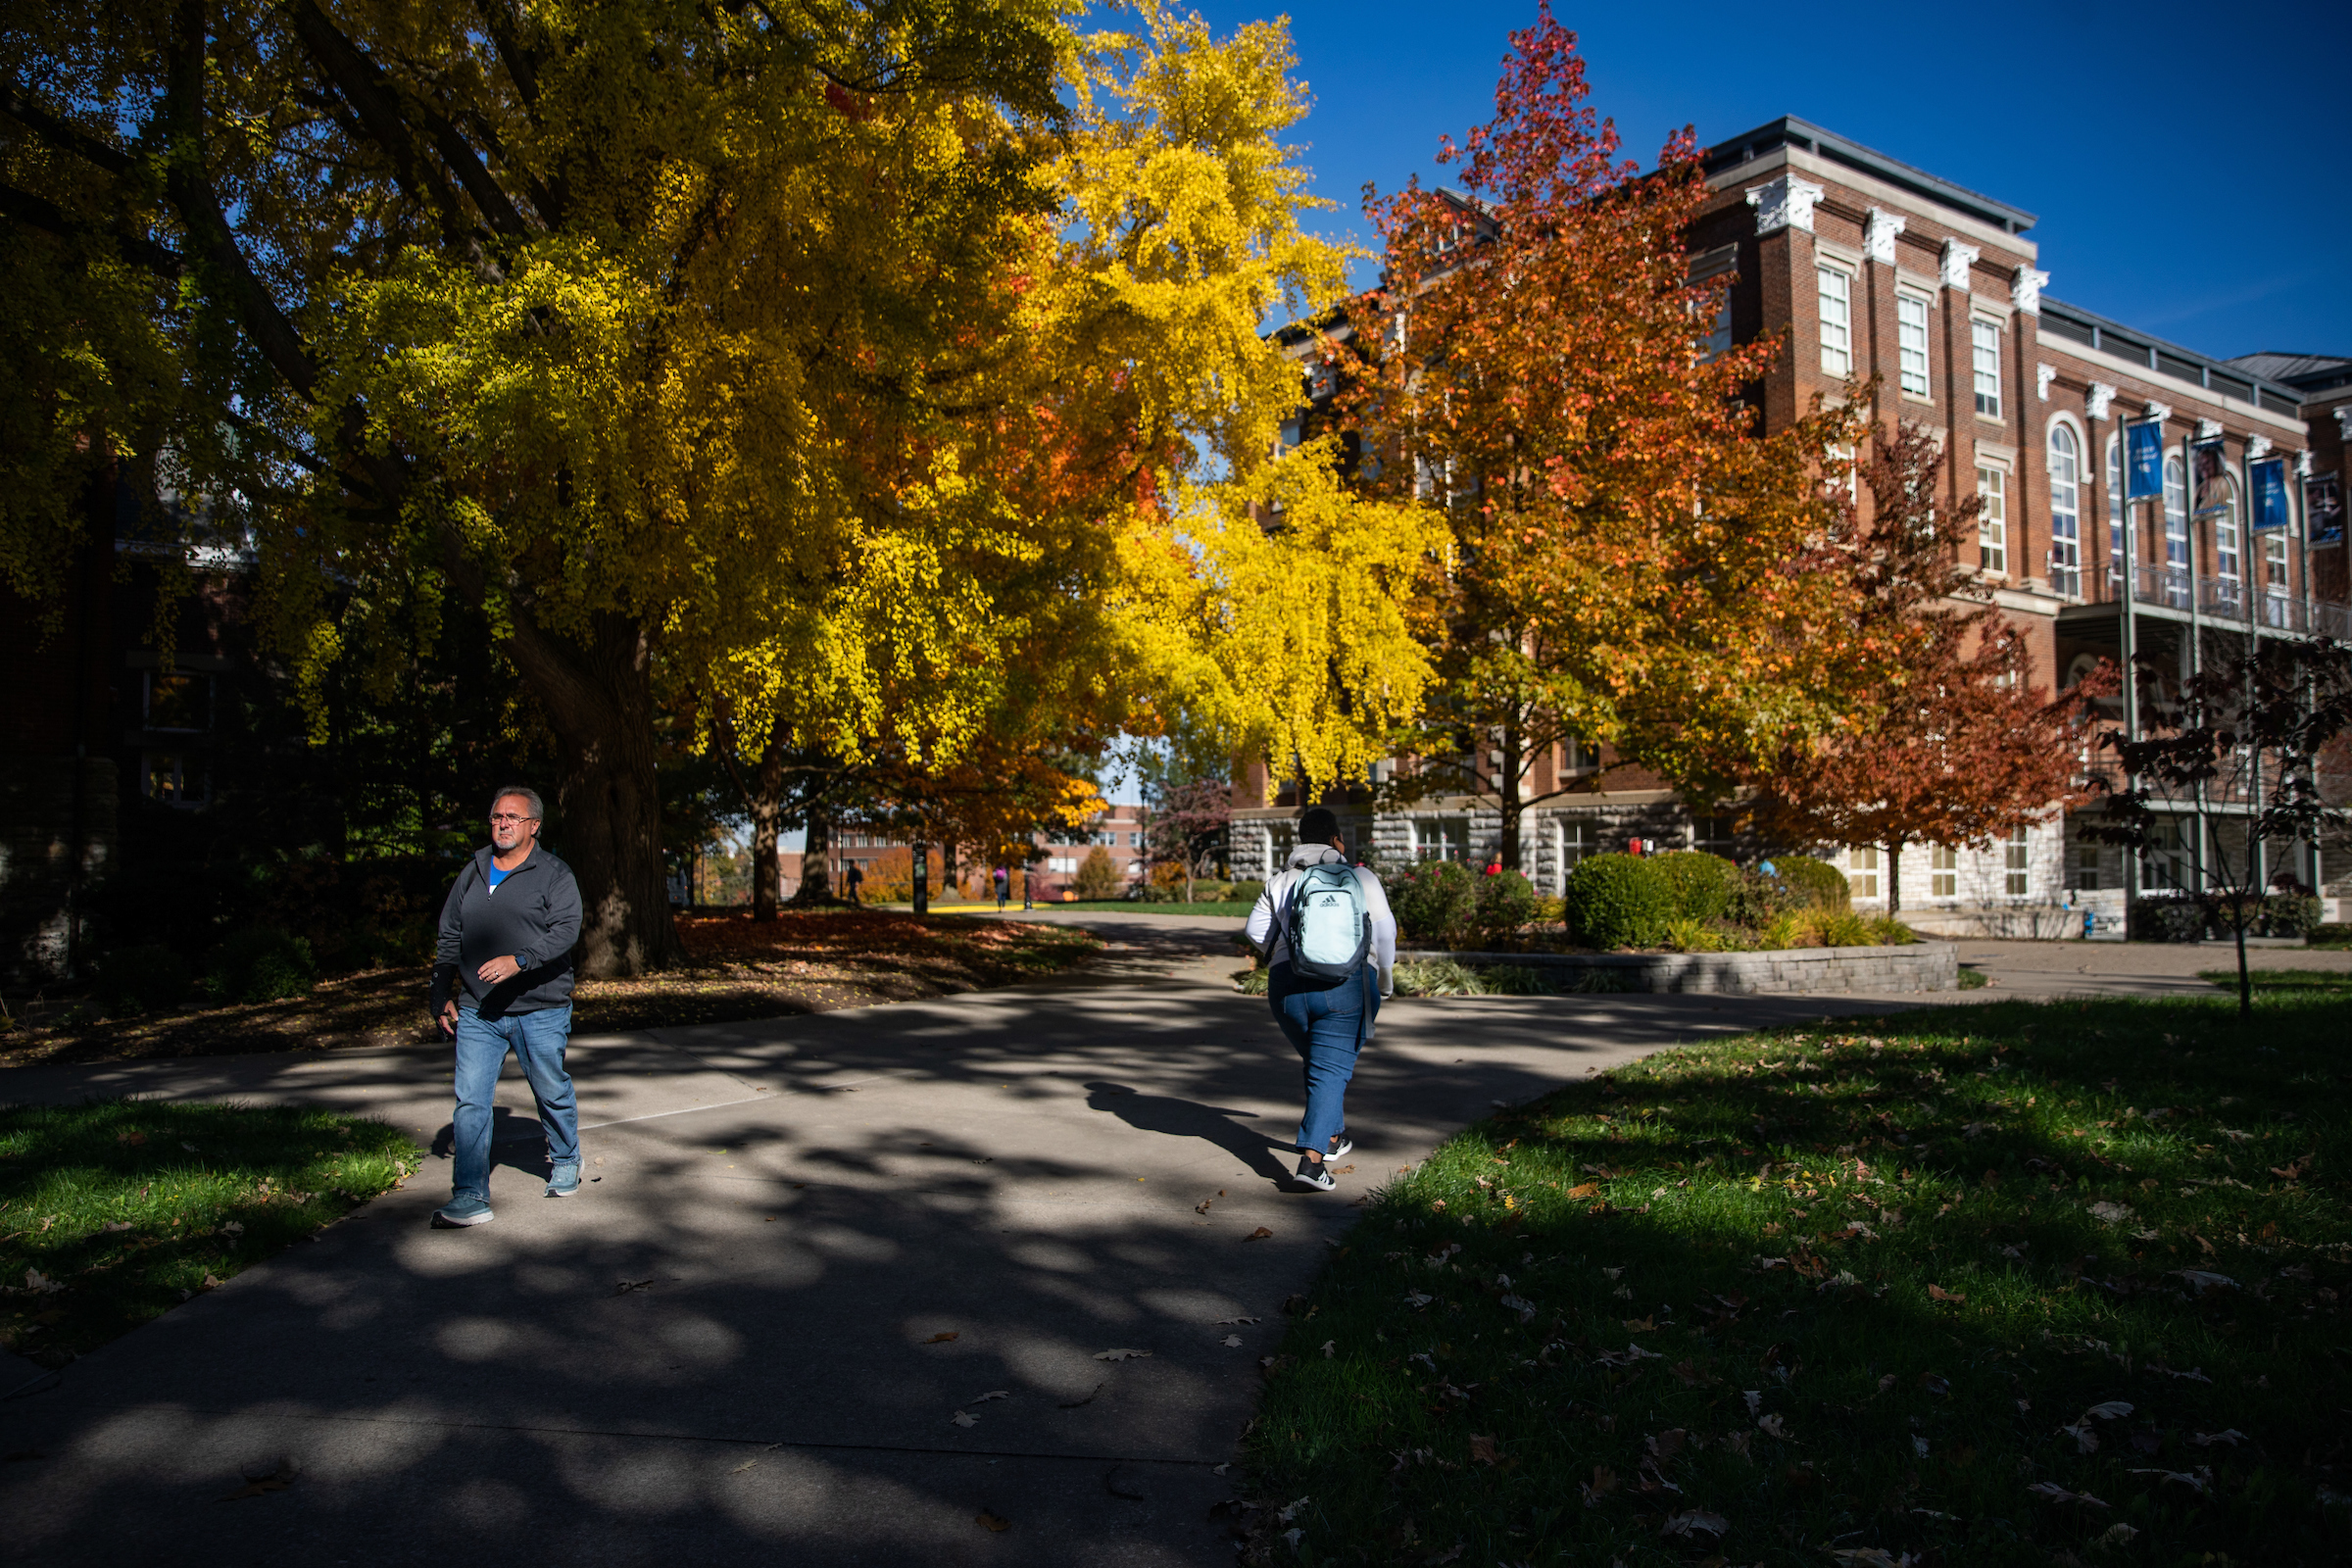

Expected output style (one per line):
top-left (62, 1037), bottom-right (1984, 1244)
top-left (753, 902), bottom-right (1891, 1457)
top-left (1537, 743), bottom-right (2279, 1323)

top-left (1267, 963), bottom-right (1378, 1153)
top-left (451, 1004), bottom-right (579, 1200)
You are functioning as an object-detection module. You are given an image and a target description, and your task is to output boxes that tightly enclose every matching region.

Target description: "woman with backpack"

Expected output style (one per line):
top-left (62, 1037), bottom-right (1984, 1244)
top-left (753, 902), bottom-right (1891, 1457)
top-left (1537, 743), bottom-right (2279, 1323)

top-left (1245, 806), bottom-right (1396, 1191)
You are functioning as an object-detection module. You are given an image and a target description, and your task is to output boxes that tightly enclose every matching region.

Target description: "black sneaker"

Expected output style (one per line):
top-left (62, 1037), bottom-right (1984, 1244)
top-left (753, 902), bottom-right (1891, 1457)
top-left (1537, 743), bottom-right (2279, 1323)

top-left (1291, 1156), bottom-right (1336, 1192)
top-left (1326, 1135), bottom-right (1354, 1162)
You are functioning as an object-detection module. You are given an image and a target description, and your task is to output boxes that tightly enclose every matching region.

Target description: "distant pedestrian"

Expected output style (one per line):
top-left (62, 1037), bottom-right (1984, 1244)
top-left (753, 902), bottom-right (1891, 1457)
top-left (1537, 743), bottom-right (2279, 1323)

top-left (843, 861), bottom-right (863, 905)
top-left (429, 786), bottom-right (583, 1228)
top-left (994, 864), bottom-right (1010, 910)
top-left (1246, 806), bottom-right (1396, 1192)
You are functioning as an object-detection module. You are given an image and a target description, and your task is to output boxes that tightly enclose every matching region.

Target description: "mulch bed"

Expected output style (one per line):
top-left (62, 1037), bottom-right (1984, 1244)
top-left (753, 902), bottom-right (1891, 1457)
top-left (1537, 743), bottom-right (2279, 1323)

top-left (0, 911), bottom-right (1100, 1069)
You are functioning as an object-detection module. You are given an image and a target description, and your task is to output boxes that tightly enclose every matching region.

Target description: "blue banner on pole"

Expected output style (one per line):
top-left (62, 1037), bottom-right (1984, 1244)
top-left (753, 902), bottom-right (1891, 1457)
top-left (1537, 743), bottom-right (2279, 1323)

top-left (2308, 473), bottom-right (2344, 549)
top-left (2125, 420), bottom-right (2165, 502)
top-left (2250, 459), bottom-right (2289, 532)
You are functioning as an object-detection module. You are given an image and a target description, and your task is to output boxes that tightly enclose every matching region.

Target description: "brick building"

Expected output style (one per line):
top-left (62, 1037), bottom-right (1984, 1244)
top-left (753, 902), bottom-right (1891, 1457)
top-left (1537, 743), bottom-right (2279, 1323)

top-left (1236, 115), bottom-right (2343, 934)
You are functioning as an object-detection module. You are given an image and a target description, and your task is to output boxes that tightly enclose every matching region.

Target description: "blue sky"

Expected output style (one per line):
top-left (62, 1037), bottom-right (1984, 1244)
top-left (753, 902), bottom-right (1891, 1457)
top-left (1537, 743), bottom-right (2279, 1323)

top-left (1186, 0), bottom-right (2351, 361)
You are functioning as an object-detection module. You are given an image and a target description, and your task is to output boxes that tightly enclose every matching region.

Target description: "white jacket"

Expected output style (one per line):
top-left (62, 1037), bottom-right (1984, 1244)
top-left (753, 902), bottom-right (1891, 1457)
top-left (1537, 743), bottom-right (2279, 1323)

top-left (1246, 844), bottom-right (1396, 994)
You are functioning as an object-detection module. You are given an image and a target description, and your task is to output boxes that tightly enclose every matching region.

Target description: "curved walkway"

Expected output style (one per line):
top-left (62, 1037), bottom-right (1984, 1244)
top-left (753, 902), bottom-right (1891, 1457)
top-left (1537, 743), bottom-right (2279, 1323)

top-left (0, 918), bottom-right (2295, 1565)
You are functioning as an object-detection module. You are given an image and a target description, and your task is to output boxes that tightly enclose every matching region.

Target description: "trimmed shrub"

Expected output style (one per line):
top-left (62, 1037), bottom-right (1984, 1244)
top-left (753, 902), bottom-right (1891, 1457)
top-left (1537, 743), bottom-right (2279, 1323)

top-left (1652, 851), bottom-right (1739, 922)
top-left (1563, 854), bottom-right (1673, 950)
top-left (1390, 860), bottom-right (1478, 946)
top-left (1227, 879), bottom-right (1266, 908)
top-left (2130, 896), bottom-right (2208, 943)
top-left (1471, 868), bottom-right (1541, 945)
top-left (202, 927), bottom-right (318, 1004)
top-left (1725, 866), bottom-right (1803, 928)
top-left (1815, 910), bottom-right (1876, 948)
top-left (1773, 854), bottom-right (1851, 912)
top-left (94, 945), bottom-right (195, 1016)
top-left (2264, 892), bottom-right (2323, 938)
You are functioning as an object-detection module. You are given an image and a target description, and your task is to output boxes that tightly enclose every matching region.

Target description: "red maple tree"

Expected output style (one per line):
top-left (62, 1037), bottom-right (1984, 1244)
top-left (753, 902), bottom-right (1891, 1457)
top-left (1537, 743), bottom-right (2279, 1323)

top-left (1747, 422), bottom-right (2110, 910)
top-left (1327, 4), bottom-right (1874, 868)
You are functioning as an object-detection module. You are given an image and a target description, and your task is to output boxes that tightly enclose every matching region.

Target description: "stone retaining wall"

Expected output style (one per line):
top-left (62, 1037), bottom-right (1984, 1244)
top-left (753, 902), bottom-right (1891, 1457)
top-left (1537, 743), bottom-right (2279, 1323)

top-left (1397, 942), bottom-right (1958, 995)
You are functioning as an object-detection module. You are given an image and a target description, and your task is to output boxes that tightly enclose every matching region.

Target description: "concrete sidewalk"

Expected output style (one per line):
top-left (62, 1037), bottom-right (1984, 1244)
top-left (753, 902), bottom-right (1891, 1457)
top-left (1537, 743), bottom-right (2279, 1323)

top-left (0, 922), bottom-right (1935, 1567)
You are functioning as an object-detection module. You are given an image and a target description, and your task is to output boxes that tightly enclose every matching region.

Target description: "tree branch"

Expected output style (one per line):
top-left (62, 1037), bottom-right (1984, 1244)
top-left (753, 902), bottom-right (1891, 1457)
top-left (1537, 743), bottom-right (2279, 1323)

top-left (0, 83), bottom-right (135, 175)
top-left (0, 182), bottom-right (185, 278)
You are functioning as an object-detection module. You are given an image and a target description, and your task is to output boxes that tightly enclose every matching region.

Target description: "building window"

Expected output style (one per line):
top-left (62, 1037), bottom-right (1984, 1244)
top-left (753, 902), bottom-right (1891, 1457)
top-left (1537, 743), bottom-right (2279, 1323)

top-left (1560, 736), bottom-right (1596, 773)
top-left (143, 752), bottom-right (208, 808)
top-left (2048, 424), bottom-right (2081, 596)
top-left (1557, 818), bottom-right (1593, 876)
top-left (1818, 266), bottom-right (1852, 377)
top-left (1971, 318), bottom-right (2002, 416)
top-left (2164, 453), bottom-right (2194, 568)
top-left (2215, 503), bottom-right (2240, 583)
top-left (1700, 292), bottom-right (1732, 361)
top-left (2073, 843), bottom-right (2101, 892)
top-left (1930, 844), bottom-right (1957, 899)
top-left (1977, 466), bottom-right (2007, 574)
top-left (1896, 294), bottom-right (1931, 397)
top-left (1693, 814), bottom-right (1740, 857)
top-left (2266, 532), bottom-right (2290, 600)
top-left (2145, 819), bottom-right (2188, 890)
top-left (2004, 826), bottom-right (2031, 896)
top-left (1846, 846), bottom-right (1880, 900)
top-left (1413, 817), bottom-right (1469, 862)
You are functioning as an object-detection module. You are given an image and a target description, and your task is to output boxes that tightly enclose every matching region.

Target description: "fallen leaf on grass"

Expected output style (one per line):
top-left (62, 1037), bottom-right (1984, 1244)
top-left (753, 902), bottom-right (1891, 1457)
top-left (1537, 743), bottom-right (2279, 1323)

top-left (1566, 1182), bottom-right (1599, 1199)
top-left (22, 1270), bottom-right (62, 1295)
top-left (2088, 1200), bottom-right (2132, 1224)
top-left (924, 1332), bottom-right (959, 1344)
top-left (1581, 1465), bottom-right (1619, 1505)
top-left (1918, 1373), bottom-right (1951, 1397)
top-left (1660, 1509), bottom-right (1727, 1539)
top-left (101, 1220), bottom-right (132, 1234)
top-left (1094, 1348), bottom-right (1151, 1362)
top-left (2027, 1481), bottom-right (2109, 1508)
top-left (1468, 1434), bottom-right (1498, 1465)
top-left (2100, 1524), bottom-right (2140, 1545)
top-left (1623, 1316), bottom-right (1656, 1332)
top-left (2129, 1466), bottom-right (2213, 1494)
top-left (1926, 1284), bottom-right (1965, 1303)
top-left (2189, 1429), bottom-right (2245, 1447)
top-left (975, 1510), bottom-right (1010, 1532)
top-left (1723, 1431), bottom-right (1751, 1460)
top-left (2170, 1269), bottom-right (2237, 1296)
top-left (1756, 1414), bottom-right (1789, 1440)
top-left (1827, 1551), bottom-right (1916, 1567)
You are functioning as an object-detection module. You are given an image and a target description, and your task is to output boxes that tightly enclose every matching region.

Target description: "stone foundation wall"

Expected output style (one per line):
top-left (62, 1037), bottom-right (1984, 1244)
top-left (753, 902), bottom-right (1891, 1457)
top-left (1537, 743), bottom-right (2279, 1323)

top-left (0, 756), bottom-right (118, 984)
top-left (1397, 941), bottom-right (1958, 995)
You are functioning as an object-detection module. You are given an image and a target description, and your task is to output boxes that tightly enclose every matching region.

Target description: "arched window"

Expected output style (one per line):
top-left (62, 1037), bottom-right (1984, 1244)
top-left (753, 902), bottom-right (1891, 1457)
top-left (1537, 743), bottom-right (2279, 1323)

top-left (2106, 434), bottom-right (2125, 590)
top-left (2161, 451), bottom-right (2191, 606)
top-left (2049, 424), bottom-right (2082, 597)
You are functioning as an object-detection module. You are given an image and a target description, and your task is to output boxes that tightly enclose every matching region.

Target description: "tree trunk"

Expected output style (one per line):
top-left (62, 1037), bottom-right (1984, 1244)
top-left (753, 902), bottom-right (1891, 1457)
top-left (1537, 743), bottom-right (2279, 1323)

top-left (2233, 899), bottom-right (2252, 1018)
top-left (911, 838), bottom-right (929, 915)
top-left (793, 808), bottom-right (835, 905)
top-left (503, 610), bottom-right (686, 975)
top-left (1886, 841), bottom-right (1903, 915)
top-left (1497, 714), bottom-right (1525, 871)
top-left (745, 724), bottom-right (789, 922)
top-left (943, 836), bottom-right (959, 902)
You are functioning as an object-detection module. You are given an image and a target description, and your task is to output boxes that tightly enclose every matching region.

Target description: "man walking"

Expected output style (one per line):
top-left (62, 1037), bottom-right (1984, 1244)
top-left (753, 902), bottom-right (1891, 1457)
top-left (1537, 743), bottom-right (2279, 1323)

top-left (429, 786), bottom-right (584, 1227)
top-left (993, 864), bottom-right (1009, 911)
top-left (1245, 806), bottom-right (1396, 1192)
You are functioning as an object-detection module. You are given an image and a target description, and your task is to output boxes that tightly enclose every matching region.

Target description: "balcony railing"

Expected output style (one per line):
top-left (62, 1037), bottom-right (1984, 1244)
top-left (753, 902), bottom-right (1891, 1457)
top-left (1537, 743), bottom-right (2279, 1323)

top-left (2087, 564), bottom-right (2352, 639)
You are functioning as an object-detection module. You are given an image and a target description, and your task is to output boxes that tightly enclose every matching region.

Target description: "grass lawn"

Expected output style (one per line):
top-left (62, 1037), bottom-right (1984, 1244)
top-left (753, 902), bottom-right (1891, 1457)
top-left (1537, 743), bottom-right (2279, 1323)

top-left (2199, 969), bottom-right (2352, 994)
top-left (0, 912), bottom-right (1101, 1068)
top-left (1236, 994), bottom-right (2348, 1566)
top-left (1, 1100), bottom-right (419, 1369)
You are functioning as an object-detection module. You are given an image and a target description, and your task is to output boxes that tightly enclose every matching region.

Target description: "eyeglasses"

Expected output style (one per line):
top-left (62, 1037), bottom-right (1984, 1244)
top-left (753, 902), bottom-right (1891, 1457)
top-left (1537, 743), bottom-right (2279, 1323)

top-left (489, 813), bottom-right (536, 825)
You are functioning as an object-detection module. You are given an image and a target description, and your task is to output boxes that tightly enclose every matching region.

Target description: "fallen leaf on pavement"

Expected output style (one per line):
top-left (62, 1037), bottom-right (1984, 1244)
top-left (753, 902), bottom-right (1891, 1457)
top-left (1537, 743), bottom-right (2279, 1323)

top-left (951, 1411), bottom-right (978, 1428)
top-left (1245, 1227), bottom-right (1273, 1241)
top-left (924, 1332), bottom-right (959, 1344)
top-left (1213, 1316), bottom-right (1260, 1325)
top-left (730, 1458), bottom-right (758, 1474)
top-left (1094, 1348), bottom-right (1152, 1361)
top-left (1222, 1335), bottom-right (1244, 1348)
top-left (970, 1391), bottom-right (1008, 1403)
top-left (615, 1278), bottom-right (655, 1296)
top-left (1196, 1199), bottom-right (1214, 1214)
top-left (975, 1511), bottom-right (1010, 1532)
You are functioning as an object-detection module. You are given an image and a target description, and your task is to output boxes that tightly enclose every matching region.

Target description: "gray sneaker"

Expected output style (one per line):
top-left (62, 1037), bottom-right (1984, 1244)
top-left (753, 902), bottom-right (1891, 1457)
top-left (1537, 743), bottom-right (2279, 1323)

top-left (546, 1161), bottom-right (581, 1198)
top-left (433, 1195), bottom-right (494, 1227)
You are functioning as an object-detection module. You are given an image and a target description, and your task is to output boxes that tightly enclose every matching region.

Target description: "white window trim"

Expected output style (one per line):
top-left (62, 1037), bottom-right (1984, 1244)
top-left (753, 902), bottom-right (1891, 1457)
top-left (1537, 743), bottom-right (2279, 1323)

top-left (1976, 456), bottom-right (2012, 579)
top-left (1894, 287), bottom-right (1936, 403)
top-left (1816, 260), bottom-right (1857, 379)
top-left (1970, 315), bottom-right (2005, 421)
